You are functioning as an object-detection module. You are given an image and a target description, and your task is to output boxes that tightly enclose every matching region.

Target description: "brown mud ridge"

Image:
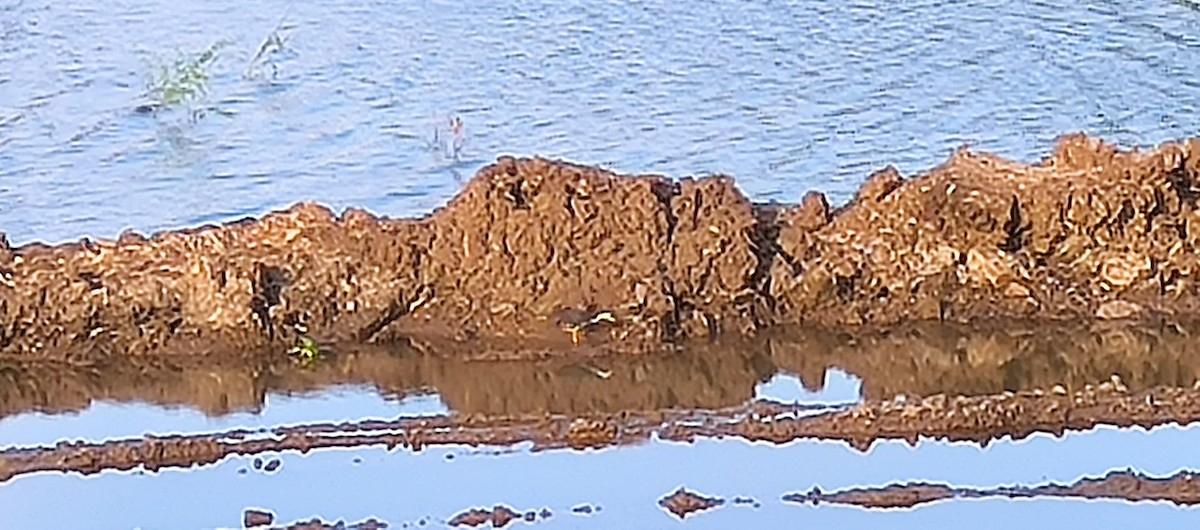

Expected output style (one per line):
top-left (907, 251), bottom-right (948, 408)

top-left (783, 469), bottom-right (1200, 509)
top-left (5, 382), bottom-right (1200, 483)
top-left (6, 134), bottom-right (1200, 360)
top-left (5, 320), bottom-right (1200, 420)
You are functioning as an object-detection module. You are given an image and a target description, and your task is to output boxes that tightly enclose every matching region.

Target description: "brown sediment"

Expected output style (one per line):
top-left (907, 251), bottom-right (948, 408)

top-left (276, 518), bottom-right (389, 530)
top-left (658, 488), bottom-right (725, 518)
top-left (5, 382), bottom-right (1200, 483)
top-left (782, 469), bottom-right (1200, 508)
top-left (5, 134), bottom-right (1200, 359)
top-left (447, 506), bottom-right (520, 527)
top-left (5, 321), bottom-right (1200, 421)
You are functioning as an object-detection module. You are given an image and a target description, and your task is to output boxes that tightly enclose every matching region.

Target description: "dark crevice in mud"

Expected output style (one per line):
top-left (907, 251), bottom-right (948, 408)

top-left (651, 180), bottom-right (681, 246)
top-left (250, 265), bottom-right (289, 341)
top-left (998, 196), bottom-right (1029, 253)
top-left (783, 469), bottom-right (1200, 509)
top-left (1167, 162), bottom-right (1199, 206)
top-left (745, 204), bottom-right (782, 328)
top-left (8, 134), bottom-right (1200, 359)
top-left (651, 178), bottom-right (682, 342)
top-left (6, 379), bottom-right (1200, 484)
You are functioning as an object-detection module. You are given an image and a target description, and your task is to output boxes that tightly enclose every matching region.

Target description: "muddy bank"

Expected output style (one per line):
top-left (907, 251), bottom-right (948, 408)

top-left (5, 382), bottom-right (1200, 483)
top-left (783, 469), bottom-right (1200, 508)
top-left (4, 321), bottom-right (1200, 420)
top-left (5, 134), bottom-right (1200, 359)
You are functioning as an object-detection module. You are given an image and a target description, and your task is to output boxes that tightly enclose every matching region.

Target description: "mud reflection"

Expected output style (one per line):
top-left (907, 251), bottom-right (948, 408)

top-left (2, 321), bottom-right (1198, 424)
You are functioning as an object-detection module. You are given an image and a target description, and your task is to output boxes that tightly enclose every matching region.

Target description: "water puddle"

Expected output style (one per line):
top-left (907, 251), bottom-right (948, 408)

top-left (2, 426), bottom-right (1198, 528)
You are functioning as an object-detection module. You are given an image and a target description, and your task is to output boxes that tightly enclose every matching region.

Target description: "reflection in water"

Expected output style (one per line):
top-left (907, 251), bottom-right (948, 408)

top-left (754, 370), bottom-right (861, 405)
top-left (4, 323), bottom-right (1200, 526)
top-left (0, 387), bottom-right (449, 449)
top-left (2, 321), bottom-right (1199, 445)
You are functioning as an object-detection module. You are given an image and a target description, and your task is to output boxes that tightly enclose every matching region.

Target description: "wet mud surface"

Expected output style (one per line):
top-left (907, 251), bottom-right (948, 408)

top-left (659, 488), bottom-right (725, 519)
top-left (784, 469), bottom-right (1200, 508)
top-left (4, 377), bottom-right (1200, 484)
top-left (7, 134), bottom-right (1200, 360)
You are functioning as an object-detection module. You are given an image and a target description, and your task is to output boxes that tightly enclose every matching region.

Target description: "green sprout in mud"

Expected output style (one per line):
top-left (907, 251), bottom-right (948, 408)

top-left (288, 328), bottom-right (323, 368)
top-left (146, 40), bottom-right (231, 107)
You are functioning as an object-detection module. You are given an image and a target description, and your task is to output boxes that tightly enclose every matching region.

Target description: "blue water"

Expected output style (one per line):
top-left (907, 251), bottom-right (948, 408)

top-left (0, 386), bottom-right (450, 448)
top-left (4, 0), bottom-right (1200, 244)
top-left (2, 425), bottom-right (1198, 529)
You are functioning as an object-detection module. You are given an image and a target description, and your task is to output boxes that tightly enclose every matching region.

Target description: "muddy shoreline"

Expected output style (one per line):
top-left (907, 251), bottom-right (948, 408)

top-left (5, 134), bottom-right (1200, 359)
top-left (5, 381), bottom-right (1200, 483)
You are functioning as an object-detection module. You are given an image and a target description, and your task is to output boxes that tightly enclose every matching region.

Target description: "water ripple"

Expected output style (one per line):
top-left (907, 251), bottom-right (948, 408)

top-left (4, 0), bottom-right (1200, 244)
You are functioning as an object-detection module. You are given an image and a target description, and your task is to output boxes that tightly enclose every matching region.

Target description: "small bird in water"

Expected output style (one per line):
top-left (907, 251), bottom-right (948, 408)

top-left (554, 308), bottom-right (617, 345)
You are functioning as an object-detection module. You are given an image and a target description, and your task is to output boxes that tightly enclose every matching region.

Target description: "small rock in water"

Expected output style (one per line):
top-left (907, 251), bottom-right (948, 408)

top-left (243, 508), bottom-right (275, 528)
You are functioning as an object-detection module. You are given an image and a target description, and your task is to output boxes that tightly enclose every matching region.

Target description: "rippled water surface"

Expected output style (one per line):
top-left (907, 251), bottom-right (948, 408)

top-left (4, 0), bottom-right (1200, 243)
